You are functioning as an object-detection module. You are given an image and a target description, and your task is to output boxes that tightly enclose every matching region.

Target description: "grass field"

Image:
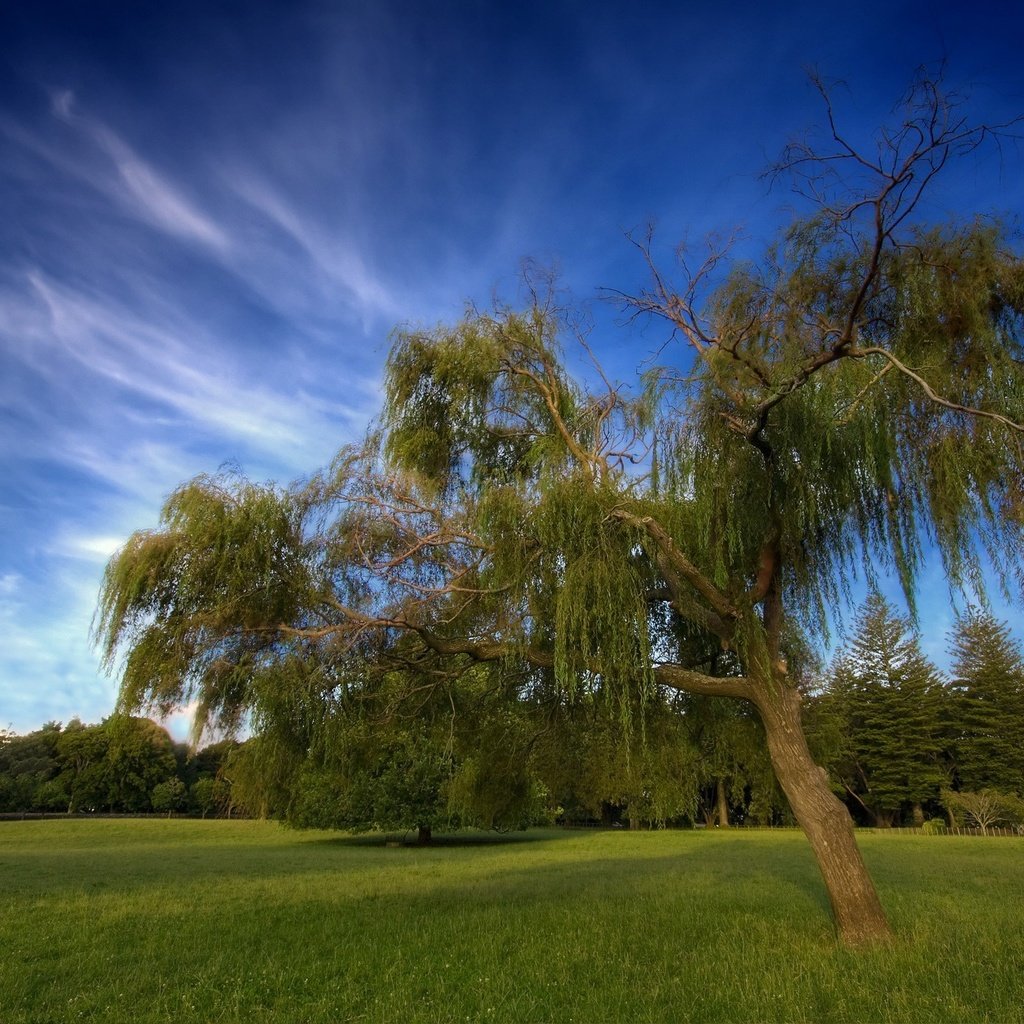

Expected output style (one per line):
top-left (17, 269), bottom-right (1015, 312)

top-left (1, 821), bottom-right (1023, 1023)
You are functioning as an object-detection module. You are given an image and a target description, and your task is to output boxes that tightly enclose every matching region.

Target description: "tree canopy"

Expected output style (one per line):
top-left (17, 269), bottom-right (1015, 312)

top-left (0, 716), bottom-right (236, 816)
top-left (96, 72), bottom-right (1024, 946)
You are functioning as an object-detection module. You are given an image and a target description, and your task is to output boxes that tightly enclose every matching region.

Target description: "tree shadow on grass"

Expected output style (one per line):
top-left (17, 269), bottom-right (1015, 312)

top-left (1, 823), bottom-right (835, 927)
top-left (314, 826), bottom-right (578, 849)
top-left (306, 828), bottom-right (834, 919)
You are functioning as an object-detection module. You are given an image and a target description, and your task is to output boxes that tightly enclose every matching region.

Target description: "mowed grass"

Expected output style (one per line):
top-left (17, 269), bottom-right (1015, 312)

top-left (1, 821), bottom-right (1023, 1023)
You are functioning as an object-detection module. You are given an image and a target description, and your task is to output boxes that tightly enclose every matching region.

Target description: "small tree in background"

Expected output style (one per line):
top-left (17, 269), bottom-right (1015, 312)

top-left (151, 777), bottom-right (187, 817)
top-left (189, 777), bottom-right (218, 818)
top-left (942, 788), bottom-right (1024, 834)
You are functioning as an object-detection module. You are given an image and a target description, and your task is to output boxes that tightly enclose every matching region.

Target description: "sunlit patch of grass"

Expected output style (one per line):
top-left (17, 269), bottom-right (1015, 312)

top-left (1, 820), bottom-right (1022, 1022)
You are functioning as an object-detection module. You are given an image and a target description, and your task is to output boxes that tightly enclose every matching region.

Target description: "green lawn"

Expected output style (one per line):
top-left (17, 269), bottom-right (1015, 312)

top-left (1, 821), bottom-right (1022, 1023)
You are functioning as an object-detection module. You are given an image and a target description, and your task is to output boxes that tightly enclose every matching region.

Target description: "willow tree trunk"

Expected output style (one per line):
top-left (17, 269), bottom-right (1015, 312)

top-left (750, 678), bottom-right (893, 946)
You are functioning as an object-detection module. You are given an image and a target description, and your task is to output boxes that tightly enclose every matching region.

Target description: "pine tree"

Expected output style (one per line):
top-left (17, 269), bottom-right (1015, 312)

top-left (820, 594), bottom-right (947, 826)
top-left (948, 609), bottom-right (1024, 795)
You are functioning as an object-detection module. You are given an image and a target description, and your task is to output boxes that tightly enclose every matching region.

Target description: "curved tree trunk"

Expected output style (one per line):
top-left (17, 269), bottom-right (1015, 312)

top-left (750, 679), bottom-right (893, 947)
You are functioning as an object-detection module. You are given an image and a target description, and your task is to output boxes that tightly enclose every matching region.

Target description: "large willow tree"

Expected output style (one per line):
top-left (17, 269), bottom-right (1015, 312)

top-left (96, 75), bottom-right (1024, 946)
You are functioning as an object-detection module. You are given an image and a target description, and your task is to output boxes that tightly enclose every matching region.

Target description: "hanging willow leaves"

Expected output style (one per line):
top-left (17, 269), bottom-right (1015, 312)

top-left (95, 72), bottom-right (1024, 947)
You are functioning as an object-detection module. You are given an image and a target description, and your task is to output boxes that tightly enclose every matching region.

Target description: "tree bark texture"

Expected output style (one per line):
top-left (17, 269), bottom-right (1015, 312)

top-left (750, 679), bottom-right (893, 946)
top-left (716, 777), bottom-right (730, 828)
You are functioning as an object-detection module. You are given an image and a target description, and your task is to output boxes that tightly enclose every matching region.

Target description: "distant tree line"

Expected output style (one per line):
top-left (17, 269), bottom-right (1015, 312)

top-left (0, 716), bottom-right (238, 817)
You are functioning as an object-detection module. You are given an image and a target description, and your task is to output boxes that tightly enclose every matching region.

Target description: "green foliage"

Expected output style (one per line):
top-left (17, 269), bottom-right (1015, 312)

top-left (948, 608), bottom-right (1024, 794)
top-left (0, 718), bottom-right (236, 816)
top-left (95, 473), bottom-right (309, 731)
top-left (541, 484), bottom-right (655, 710)
top-left (104, 716), bottom-right (178, 813)
top-left (55, 720), bottom-right (112, 812)
top-left (150, 777), bottom-right (187, 815)
top-left (188, 777), bottom-right (218, 817)
top-left (682, 695), bottom-right (783, 826)
top-left (221, 659), bottom-right (550, 836)
top-left (532, 695), bottom-right (702, 827)
top-left (811, 594), bottom-right (947, 824)
top-left (654, 221), bottom-right (1024, 639)
top-left (289, 724), bottom-right (457, 835)
top-left (382, 308), bottom-right (586, 492)
top-left (0, 722), bottom-right (62, 812)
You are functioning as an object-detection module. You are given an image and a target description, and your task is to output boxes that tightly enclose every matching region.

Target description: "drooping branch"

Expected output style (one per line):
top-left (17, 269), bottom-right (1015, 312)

top-left (850, 346), bottom-right (1024, 433)
top-left (501, 357), bottom-right (597, 478)
top-left (414, 622), bottom-right (752, 699)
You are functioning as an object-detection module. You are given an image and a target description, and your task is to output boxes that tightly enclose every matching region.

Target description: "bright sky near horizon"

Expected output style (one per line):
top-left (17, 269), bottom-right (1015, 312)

top-left (2, 0), bottom-right (1023, 739)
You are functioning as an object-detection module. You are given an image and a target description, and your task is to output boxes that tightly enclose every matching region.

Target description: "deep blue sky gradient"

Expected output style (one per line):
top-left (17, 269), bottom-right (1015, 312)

top-left (2, 0), bottom-right (1023, 736)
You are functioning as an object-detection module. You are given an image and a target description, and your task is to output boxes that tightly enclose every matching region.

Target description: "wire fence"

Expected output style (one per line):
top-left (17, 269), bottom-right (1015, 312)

top-left (866, 825), bottom-right (1024, 838)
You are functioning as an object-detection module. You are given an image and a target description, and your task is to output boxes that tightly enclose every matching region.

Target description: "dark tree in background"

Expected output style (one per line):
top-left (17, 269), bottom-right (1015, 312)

top-left (0, 718), bottom-right (236, 816)
top-left (231, 662), bottom-right (548, 843)
top-left (811, 594), bottom-right (947, 826)
top-left (96, 73), bottom-right (1024, 946)
top-left (948, 608), bottom-right (1024, 795)
top-left (0, 722), bottom-right (63, 812)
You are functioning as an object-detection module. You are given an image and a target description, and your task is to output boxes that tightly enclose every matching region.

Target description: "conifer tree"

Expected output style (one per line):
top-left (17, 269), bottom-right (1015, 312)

top-left (948, 609), bottom-right (1024, 794)
top-left (817, 594), bottom-right (947, 826)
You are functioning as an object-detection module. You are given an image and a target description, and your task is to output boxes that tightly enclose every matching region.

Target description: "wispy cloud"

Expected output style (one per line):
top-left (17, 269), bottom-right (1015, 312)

top-left (4, 89), bottom-right (410, 343)
top-left (49, 90), bottom-right (231, 252)
top-left (227, 170), bottom-right (397, 319)
top-left (17, 270), bottom-right (374, 471)
top-left (51, 533), bottom-right (127, 563)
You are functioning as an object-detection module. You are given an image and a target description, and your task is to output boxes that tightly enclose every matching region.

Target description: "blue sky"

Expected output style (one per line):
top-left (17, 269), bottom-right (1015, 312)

top-left (2, 0), bottom-right (1022, 738)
